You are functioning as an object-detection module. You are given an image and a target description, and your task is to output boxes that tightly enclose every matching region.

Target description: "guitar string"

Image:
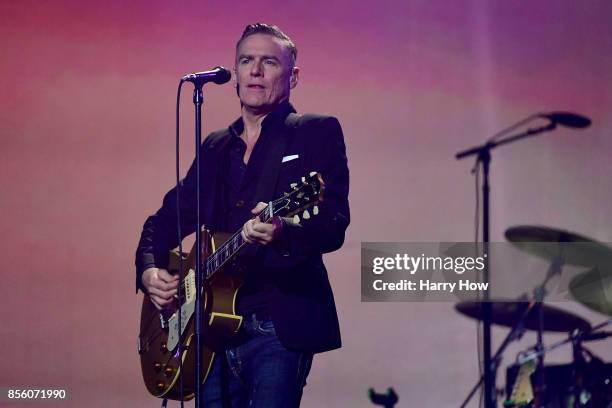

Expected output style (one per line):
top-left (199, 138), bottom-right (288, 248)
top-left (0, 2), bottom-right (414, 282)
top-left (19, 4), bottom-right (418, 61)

top-left (139, 259), bottom-right (195, 339)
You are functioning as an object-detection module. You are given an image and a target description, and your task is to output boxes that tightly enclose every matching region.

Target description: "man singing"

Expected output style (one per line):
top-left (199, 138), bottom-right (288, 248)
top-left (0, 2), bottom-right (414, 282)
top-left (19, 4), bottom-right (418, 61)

top-left (135, 23), bottom-right (350, 407)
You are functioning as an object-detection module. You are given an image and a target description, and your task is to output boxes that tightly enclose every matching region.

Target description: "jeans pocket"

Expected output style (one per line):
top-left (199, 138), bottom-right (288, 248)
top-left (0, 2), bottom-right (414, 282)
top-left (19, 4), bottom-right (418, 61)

top-left (255, 320), bottom-right (276, 335)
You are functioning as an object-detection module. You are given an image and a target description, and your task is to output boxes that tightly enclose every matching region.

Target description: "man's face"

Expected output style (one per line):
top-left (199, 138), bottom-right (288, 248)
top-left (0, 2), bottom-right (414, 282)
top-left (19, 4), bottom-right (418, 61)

top-left (235, 33), bottom-right (298, 113)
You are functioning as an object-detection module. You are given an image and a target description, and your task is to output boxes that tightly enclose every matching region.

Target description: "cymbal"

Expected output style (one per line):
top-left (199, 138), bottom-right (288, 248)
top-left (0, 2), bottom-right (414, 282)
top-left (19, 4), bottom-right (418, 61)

top-left (505, 225), bottom-right (612, 267)
top-left (570, 267), bottom-right (612, 316)
top-left (455, 300), bottom-right (591, 333)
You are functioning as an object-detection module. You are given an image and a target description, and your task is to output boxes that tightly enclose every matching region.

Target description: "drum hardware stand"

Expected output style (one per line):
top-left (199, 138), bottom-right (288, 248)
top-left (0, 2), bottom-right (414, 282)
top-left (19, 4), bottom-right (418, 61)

top-left (459, 260), bottom-right (561, 408)
top-left (532, 253), bottom-right (564, 407)
top-left (570, 330), bottom-right (588, 407)
top-left (517, 319), bottom-right (612, 366)
top-left (459, 301), bottom-right (531, 408)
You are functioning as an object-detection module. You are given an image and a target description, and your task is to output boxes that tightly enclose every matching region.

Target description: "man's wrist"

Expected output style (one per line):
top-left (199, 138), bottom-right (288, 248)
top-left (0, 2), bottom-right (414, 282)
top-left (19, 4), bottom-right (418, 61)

top-left (271, 216), bottom-right (284, 241)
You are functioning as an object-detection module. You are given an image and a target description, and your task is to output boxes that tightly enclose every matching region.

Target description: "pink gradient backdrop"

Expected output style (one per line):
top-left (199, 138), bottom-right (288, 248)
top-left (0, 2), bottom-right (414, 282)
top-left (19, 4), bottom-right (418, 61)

top-left (2, 1), bottom-right (612, 406)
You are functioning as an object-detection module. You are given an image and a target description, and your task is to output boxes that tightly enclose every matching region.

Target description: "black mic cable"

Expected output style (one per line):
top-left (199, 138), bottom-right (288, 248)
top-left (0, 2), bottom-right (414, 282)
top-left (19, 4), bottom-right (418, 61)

top-left (168, 67), bottom-right (230, 408)
top-left (172, 79), bottom-right (186, 408)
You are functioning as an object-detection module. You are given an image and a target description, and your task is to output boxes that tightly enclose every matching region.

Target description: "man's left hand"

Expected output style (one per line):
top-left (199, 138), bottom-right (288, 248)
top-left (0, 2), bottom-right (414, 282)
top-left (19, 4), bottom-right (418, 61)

top-left (241, 202), bottom-right (281, 245)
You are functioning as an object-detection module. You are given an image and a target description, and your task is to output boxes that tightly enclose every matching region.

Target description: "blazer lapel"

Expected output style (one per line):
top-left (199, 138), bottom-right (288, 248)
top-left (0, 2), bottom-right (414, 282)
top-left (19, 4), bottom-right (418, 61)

top-left (201, 132), bottom-right (232, 229)
top-left (252, 113), bottom-right (299, 204)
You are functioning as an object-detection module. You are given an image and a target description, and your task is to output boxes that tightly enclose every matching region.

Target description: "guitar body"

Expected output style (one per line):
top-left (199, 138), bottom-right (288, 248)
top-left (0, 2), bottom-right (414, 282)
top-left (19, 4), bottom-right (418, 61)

top-left (504, 361), bottom-right (536, 408)
top-left (138, 230), bottom-right (244, 401)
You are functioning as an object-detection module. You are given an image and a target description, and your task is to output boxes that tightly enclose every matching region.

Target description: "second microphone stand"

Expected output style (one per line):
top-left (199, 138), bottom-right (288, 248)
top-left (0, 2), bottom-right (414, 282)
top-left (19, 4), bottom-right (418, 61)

top-left (456, 118), bottom-right (557, 408)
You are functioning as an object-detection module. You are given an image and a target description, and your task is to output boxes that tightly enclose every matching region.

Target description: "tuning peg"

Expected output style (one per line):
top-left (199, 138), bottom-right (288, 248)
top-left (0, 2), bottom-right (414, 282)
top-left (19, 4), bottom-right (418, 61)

top-left (290, 183), bottom-right (297, 189)
top-left (284, 191), bottom-right (289, 196)
top-left (309, 171), bottom-right (317, 177)
top-left (313, 205), bottom-right (319, 215)
top-left (302, 210), bottom-right (310, 219)
top-left (301, 176), bottom-right (306, 183)
top-left (293, 215), bottom-right (300, 224)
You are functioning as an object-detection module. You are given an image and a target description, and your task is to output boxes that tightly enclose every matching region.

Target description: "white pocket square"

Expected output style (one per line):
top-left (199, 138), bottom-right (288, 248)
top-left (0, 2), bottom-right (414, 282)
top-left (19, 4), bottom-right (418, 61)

top-left (282, 154), bottom-right (299, 163)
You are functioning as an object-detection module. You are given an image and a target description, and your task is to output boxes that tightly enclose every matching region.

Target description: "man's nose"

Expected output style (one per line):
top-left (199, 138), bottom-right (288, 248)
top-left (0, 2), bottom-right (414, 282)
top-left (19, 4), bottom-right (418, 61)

top-left (250, 61), bottom-right (263, 76)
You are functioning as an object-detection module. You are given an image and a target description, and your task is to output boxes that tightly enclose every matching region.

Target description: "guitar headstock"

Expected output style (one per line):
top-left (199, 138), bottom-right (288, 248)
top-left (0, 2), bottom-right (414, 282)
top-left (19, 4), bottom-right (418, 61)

top-left (266, 171), bottom-right (325, 222)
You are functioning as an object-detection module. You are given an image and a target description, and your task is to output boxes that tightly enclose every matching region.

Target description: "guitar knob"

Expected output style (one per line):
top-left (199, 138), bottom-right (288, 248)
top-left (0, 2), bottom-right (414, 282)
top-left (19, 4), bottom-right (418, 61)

top-left (313, 205), bottom-right (319, 215)
top-left (293, 215), bottom-right (300, 224)
top-left (156, 382), bottom-right (166, 392)
top-left (302, 210), bottom-right (310, 219)
top-left (164, 365), bottom-right (174, 377)
top-left (160, 342), bottom-right (168, 353)
top-left (153, 361), bottom-right (162, 372)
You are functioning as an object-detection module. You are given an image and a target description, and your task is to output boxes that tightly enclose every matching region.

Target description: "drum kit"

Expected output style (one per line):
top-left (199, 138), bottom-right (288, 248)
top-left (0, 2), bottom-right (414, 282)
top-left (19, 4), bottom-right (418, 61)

top-left (456, 225), bottom-right (612, 408)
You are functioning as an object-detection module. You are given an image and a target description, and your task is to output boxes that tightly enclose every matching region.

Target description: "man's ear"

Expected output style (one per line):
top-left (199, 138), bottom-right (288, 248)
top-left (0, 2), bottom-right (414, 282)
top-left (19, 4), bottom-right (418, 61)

top-left (289, 66), bottom-right (300, 89)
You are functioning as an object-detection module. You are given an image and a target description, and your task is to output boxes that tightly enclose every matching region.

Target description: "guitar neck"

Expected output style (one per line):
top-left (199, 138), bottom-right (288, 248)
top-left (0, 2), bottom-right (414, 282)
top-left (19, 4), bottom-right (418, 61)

top-left (204, 205), bottom-right (274, 278)
top-left (201, 171), bottom-right (323, 279)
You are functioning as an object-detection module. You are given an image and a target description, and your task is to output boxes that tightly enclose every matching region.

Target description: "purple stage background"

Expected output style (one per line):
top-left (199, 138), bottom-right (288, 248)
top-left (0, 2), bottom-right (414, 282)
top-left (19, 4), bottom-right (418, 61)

top-left (1, 1), bottom-right (612, 406)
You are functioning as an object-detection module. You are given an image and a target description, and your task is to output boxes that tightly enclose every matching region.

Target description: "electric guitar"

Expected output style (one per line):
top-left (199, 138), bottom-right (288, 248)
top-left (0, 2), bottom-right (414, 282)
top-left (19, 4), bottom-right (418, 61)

top-left (137, 171), bottom-right (325, 400)
top-left (504, 360), bottom-right (536, 408)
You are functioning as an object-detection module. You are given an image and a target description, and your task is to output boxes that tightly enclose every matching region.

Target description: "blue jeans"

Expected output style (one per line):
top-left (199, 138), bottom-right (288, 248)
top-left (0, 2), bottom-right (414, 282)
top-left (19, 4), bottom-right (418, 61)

top-left (201, 314), bottom-right (313, 407)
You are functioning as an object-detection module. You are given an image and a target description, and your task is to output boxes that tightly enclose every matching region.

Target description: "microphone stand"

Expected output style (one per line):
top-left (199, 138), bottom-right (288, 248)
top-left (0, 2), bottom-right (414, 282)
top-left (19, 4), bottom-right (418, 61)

top-left (188, 78), bottom-right (205, 408)
top-left (456, 119), bottom-right (557, 408)
top-left (178, 68), bottom-right (229, 407)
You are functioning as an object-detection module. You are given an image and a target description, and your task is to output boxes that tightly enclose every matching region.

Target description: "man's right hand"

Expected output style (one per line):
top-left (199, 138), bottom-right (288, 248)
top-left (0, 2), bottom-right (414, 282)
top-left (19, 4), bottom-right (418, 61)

top-left (141, 267), bottom-right (179, 310)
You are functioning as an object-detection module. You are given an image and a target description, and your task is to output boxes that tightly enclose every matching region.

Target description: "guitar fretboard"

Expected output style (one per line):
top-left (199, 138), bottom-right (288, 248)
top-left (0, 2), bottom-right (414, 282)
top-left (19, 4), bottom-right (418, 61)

top-left (199, 172), bottom-right (321, 280)
top-left (204, 205), bottom-right (274, 277)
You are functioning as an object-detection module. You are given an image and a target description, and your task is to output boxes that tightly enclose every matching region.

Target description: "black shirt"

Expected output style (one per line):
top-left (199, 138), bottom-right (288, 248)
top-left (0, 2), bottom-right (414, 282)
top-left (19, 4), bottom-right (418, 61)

top-left (221, 101), bottom-right (296, 317)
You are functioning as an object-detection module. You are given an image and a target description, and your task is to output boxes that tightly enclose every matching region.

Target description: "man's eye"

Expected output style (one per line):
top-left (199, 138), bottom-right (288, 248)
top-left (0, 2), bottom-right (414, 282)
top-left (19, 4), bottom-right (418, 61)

top-left (240, 58), bottom-right (251, 64)
top-left (264, 59), bottom-right (277, 65)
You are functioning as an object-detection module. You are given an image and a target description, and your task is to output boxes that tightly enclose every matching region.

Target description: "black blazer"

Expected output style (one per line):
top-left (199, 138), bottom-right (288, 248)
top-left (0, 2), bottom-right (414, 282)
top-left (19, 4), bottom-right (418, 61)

top-left (135, 101), bottom-right (350, 353)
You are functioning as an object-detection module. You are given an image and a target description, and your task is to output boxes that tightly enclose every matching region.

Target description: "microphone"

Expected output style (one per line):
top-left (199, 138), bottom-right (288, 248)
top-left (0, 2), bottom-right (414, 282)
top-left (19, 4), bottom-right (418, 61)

top-left (181, 66), bottom-right (232, 85)
top-left (539, 111), bottom-right (591, 128)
